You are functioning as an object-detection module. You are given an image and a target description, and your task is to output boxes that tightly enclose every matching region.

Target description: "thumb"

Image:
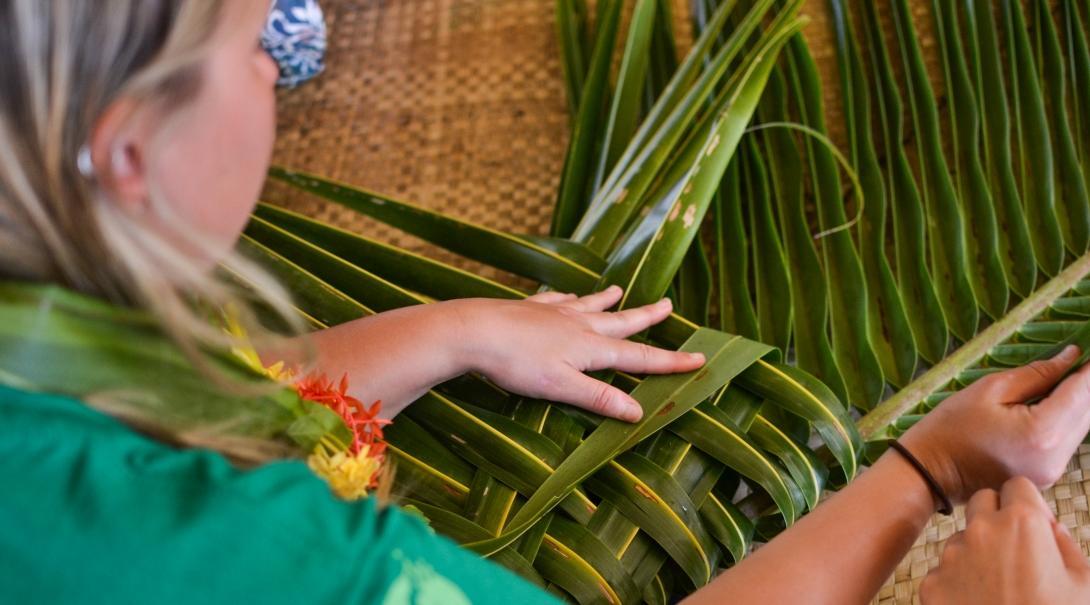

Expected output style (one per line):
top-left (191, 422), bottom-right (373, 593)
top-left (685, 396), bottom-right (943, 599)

top-left (990, 345), bottom-right (1080, 403)
top-left (1051, 520), bottom-right (1089, 572)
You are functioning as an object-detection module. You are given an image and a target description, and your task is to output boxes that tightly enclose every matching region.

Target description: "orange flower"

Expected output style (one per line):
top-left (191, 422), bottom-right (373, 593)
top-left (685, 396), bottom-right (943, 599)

top-left (295, 372), bottom-right (390, 456)
top-left (296, 373), bottom-right (390, 500)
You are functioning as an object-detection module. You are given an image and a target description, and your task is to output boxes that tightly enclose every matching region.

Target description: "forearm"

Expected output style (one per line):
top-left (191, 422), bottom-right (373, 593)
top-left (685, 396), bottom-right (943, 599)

top-left (304, 301), bottom-right (470, 418)
top-left (684, 452), bottom-right (937, 605)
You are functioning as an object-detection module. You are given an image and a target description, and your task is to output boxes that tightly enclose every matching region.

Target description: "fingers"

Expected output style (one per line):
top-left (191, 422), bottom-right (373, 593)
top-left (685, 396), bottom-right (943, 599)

top-left (560, 286), bottom-right (624, 312)
top-left (943, 530), bottom-right (965, 552)
top-left (988, 345), bottom-right (1080, 403)
top-left (591, 338), bottom-right (706, 375)
top-left (587, 298), bottom-right (674, 338)
top-left (538, 288), bottom-right (676, 339)
top-left (999, 476), bottom-right (1053, 517)
top-left (525, 291), bottom-right (578, 304)
top-left (548, 370), bottom-right (644, 422)
top-left (1051, 521), bottom-right (1089, 571)
top-left (996, 479), bottom-right (1067, 572)
top-left (965, 488), bottom-right (999, 525)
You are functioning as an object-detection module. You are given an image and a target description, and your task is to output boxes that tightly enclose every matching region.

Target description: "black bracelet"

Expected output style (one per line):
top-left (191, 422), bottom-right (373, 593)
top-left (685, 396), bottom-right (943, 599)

top-left (888, 440), bottom-right (953, 515)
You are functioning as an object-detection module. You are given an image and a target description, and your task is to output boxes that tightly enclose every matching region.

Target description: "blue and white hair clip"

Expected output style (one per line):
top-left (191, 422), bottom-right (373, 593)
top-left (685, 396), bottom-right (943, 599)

top-left (262, 0), bottom-right (327, 88)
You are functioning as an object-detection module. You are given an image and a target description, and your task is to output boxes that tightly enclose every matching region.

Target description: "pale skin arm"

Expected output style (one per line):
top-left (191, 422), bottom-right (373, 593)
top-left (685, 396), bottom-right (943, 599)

top-left (301, 287), bottom-right (706, 420)
top-left (684, 345), bottom-right (1090, 605)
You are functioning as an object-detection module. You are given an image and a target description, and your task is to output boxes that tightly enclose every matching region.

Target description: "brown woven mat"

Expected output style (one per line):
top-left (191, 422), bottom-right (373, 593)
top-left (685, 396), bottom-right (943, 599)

top-left (265, 1), bottom-right (1090, 603)
top-left (263, 0), bottom-right (570, 284)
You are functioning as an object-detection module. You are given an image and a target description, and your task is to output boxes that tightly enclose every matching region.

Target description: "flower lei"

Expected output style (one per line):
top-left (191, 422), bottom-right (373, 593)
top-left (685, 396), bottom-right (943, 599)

top-left (225, 317), bottom-right (388, 500)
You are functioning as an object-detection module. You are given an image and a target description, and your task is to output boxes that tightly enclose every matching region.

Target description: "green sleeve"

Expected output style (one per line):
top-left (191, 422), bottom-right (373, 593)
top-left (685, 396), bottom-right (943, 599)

top-left (0, 385), bottom-right (561, 605)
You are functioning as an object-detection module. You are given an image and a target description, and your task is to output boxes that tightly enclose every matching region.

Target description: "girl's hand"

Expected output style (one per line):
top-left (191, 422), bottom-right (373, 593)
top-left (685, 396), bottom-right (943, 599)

top-left (901, 345), bottom-right (1090, 503)
top-left (920, 477), bottom-right (1090, 604)
top-left (450, 286), bottom-right (705, 422)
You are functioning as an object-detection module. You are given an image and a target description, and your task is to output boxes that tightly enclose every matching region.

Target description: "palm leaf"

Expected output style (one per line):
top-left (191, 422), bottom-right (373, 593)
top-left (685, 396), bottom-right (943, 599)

top-left (960, 0), bottom-right (1037, 297)
top-left (827, 0), bottom-right (917, 386)
top-left (1001, 0), bottom-right (1065, 274)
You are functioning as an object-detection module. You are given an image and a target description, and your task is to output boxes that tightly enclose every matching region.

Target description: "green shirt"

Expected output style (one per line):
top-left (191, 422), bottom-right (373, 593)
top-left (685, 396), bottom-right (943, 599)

top-left (0, 384), bottom-right (560, 604)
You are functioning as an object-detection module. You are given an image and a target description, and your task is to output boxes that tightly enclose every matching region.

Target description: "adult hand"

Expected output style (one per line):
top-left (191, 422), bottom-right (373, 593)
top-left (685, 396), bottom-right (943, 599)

top-left (450, 286), bottom-right (705, 422)
top-left (920, 477), bottom-right (1090, 604)
top-left (898, 345), bottom-right (1090, 503)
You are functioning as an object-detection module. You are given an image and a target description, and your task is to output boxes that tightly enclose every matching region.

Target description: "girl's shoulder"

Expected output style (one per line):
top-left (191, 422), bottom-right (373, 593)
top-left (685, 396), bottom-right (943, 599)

top-left (0, 384), bottom-right (558, 605)
top-left (0, 382), bottom-right (115, 426)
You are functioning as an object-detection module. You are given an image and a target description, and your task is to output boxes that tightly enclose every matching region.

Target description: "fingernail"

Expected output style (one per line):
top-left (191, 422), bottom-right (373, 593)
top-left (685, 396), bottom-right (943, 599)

top-left (689, 353), bottom-right (706, 364)
top-left (607, 285), bottom-right (622, 294)
top-left (658, 298), bottom-right (673, 308)
top-left (1058, 345), bottom-right (1079, 360)
top-left (1058, 521), bottom-right (1072, 537)
top-left (623, 399), bottom-right (644, 422)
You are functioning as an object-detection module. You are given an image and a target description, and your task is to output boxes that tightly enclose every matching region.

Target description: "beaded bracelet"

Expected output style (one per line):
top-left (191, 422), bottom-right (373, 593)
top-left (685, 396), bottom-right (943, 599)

top-left (888, 440), bottom-right (953, 515)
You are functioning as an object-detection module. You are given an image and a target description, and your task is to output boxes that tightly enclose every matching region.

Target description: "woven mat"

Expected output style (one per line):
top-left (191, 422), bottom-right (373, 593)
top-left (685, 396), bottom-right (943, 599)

top-left (262, 0), bottom-right (569, 284)
top-left (264, 1), bottom-right (1090, 603)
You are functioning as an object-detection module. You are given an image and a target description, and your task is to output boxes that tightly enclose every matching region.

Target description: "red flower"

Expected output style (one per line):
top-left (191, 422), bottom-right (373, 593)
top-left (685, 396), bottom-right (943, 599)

top-left (295, 372), bottom-right (390, 457)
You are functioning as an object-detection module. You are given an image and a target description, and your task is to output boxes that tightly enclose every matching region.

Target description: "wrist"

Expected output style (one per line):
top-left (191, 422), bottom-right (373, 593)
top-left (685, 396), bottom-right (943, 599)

top-left (889, 441), bottom-right (954, 514)
top-left (900, 429), bottom-right (966, 504)
top-left (875, 447), bottom-right (947, 519)
top-left (438, 298), bottom-right (495, 376)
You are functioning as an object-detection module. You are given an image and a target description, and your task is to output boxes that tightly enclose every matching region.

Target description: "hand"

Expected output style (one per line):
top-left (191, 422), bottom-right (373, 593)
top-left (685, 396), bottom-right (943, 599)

top-left (899, 345), bottom-right (1090, 503)
top-left (920, 477), bottom-right (1090, 604)
top-left (449, 286), bottom-right (705, 422)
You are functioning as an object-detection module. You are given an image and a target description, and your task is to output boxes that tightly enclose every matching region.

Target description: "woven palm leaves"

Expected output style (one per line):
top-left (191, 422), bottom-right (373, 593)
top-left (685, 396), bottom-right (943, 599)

top-left (251, 0), bottom-right (1090, 603)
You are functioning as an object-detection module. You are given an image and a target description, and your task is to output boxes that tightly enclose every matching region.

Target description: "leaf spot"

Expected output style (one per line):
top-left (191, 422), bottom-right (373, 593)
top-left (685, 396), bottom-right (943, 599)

top-left (634, 483), bottom-right (657, 500)
top-left (682, 205), bottom-right (697, 228)
top-left (705, 134), bottom-right (721, 156)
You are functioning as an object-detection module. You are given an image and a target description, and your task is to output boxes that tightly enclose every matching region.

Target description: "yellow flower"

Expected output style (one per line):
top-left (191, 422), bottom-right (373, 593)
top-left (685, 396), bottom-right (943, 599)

top-left (223, 310), bottom-right (294, 383)
top-left (307, 439), bottom-right (384, 500)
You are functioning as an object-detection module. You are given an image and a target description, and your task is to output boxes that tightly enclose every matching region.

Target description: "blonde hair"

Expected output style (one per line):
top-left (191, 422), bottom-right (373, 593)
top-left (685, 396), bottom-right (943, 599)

top-left (0, 0), bottom-right (309, 463)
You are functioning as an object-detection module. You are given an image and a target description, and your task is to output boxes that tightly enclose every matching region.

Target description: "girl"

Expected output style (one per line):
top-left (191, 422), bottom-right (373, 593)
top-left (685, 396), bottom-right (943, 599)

top-left (1, 1), bottom-right (1087, 603)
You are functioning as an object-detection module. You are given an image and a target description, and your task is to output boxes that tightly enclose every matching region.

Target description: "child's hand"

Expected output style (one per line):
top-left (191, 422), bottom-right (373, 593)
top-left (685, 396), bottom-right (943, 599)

top-left (900, 345), bottom-right (1090, 504)
top-left (920, 477), bottom-right (1090, 604)
top-left (450, 286), bottom-right (705, 422)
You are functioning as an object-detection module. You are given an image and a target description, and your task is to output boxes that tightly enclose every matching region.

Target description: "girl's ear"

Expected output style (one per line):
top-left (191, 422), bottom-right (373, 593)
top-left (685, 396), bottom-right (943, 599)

top-left (88, 98), bottom-right (152, 215)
